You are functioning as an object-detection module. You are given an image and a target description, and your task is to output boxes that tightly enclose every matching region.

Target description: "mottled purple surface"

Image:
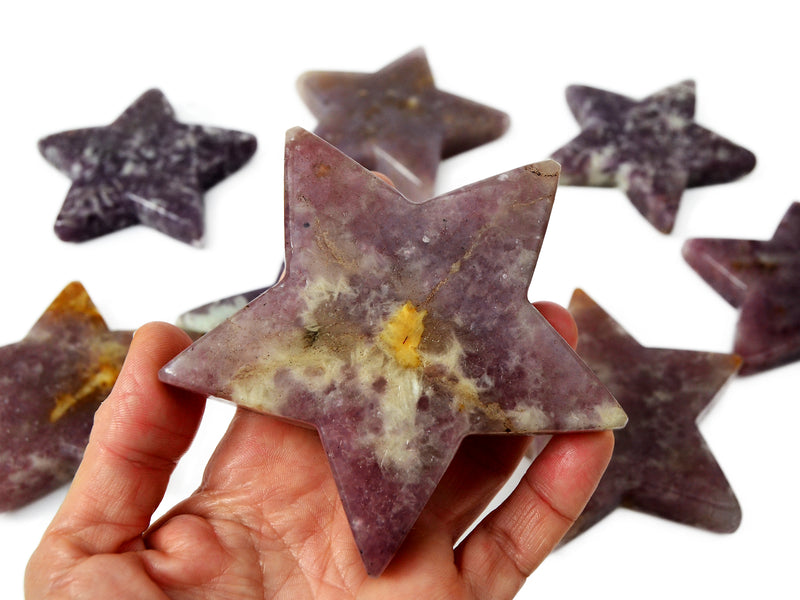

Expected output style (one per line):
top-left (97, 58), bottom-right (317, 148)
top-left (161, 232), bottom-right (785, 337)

top-left (297, 47), bottom-right (509, 203)
top-left (39, 89), bottom-right (257, 246)
top-left (683, 202), bottom-right (800, 374)
top-left (160, 128), bottom-right (626, 576)
top-left (175, 263), bottom-right (285, 338)
top-left (0, 283), bottom-right (132, 511)
top-left (562, 289), bottom-right (741, 543)
top-left (551, 81), bottom-right (756, 233)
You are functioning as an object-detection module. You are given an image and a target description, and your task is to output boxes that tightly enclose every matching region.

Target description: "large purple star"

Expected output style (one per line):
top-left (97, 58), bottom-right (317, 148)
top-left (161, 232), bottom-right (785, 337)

top-left (683, 202), bottom-right (800, 374)
top-left (39, 89), bottom-right (257, 246)
top-left (297, 47), bottom-right (510, 203)
top-left (159, 128), bottom-right (626, 576)
top-left (551, 80), bottom-right (756, 233)
top-left (0, 282), bottom-right (132, 511)
top-left (561, 289), bottom-right (741, 544)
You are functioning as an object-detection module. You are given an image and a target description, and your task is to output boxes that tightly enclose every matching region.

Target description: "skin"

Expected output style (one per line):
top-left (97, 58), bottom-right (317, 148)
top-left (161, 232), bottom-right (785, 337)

top-left (25, 305), bottom-right (613, 599)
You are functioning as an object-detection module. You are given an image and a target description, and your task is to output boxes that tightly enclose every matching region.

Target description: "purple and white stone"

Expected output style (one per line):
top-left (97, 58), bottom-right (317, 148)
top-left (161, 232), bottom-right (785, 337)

top-left (683, 202), bottom-right (800, 374)
top-left (159, 128), bottom-right (626, 576)
top-left (562, 289), bottom-right (741, 543)
top-left (0, 282), bottom-right (132, 511)
top-left (551, 81), bottom-right (756, 233)
top-left (297, 47), bottom-right (509, 203)
top-left (39, 89), bottom-right (257, 246)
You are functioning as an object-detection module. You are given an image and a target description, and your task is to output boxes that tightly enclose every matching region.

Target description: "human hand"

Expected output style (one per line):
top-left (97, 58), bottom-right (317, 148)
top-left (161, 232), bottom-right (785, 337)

top-left (26, 306), bottom-right (612, 599)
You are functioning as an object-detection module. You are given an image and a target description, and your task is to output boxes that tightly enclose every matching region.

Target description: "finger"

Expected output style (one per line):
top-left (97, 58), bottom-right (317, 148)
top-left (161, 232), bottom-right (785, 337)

top-left (46, 322), bottom-right (205, 554)
top-left (417, 300), bottom-right (579, 538)
top-left (456, 430), bottom-right (614, 598)
top-left (533, 301), bottom-right (578, 349)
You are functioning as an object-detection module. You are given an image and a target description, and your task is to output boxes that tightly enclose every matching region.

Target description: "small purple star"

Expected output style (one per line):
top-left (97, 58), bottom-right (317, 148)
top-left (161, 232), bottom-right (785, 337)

top-left (159, 128), bottom-right (626, 575)
top-left (0, 282), bottom-right (132, 511)
top-left (551, 81), bottom-right (756, 233)
top-left (297, 48), bottom-right (509, 203)
top-left (683, 202), bottom-right (800, 374)
top-left (562, 289), bottom-right (742, 543)
top-left (39, 89), bottom-right (257, 246)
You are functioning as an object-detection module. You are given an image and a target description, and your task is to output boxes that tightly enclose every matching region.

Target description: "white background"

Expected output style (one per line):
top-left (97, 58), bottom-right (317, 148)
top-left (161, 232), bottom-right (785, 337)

top-left (1, 1), bottom-right (798, 597)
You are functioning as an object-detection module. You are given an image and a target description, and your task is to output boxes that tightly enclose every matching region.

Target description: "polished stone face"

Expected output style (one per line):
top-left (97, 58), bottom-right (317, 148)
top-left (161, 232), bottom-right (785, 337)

top-left (159, 128), bottom-right (626, 576)
top-left (0, 283), bottom-right (132, 511)
top-left (562, 289), bottom-right (741, 544)
top-left (39, 89), bottom-right (257, 246)
top-left (551, 80), bottom-right (756, 233)
top-left (683, 202), bottom-right (800, 374)
top-left (297, 47), bottom-right (510, 203)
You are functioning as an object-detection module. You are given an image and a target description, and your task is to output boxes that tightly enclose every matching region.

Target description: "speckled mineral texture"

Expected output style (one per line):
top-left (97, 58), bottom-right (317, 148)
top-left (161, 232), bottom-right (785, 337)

top-left (0, 283), bottom-right (132, 511)
top-left (39, 89), bottom-right (257, 246)
top-left (683, 202), bottom-right (800, 374)
top-left (297, 47), bottom-right (509, 203)
top-left (176, 261), bottom-right (285, 338)
top-left (160, 128), bottom-right (626, 576)
top-left (562, 289), bottom-right (741, 543)
top-left (551, 80), bottom-right (756, 233)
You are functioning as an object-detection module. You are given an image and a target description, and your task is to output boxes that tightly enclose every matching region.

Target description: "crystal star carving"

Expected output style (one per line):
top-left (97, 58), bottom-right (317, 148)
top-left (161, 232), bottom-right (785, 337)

top-left (551, 80), bottom-right (756, 233)
top-left (159, 128), bottom-right (626, 576)
top-left (561, 289), bottom-right (742, 544)
top-left (683, 202), bottom-right (800, 374)
top-left (0, 282), bottom-right (132, 511)
top-left (39, 89), bottom-right (257, 246)
top-left (297, 47), bottom-right (510, 203)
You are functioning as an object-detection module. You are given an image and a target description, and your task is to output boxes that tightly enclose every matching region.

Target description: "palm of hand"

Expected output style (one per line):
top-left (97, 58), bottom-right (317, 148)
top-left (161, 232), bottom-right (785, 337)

top-left (26, 317), bottom-right (612, 599)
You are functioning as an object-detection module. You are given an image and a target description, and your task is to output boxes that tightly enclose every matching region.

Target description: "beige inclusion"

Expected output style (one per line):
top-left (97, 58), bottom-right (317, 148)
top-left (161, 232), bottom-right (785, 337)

top-left (230, 275), bottom-right (482, 476)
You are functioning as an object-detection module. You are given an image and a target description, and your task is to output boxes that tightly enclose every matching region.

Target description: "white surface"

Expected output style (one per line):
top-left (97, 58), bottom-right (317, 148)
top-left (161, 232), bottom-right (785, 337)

top-left (1, 1), bottom-right (798, 597)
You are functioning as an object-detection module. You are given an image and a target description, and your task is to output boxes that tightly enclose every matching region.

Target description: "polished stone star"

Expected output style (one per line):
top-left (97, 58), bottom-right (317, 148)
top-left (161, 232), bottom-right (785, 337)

top-left (0, 282), bottom-right (132, 511)
top-left (551, 80), bottom-right (756, 233)
top-left (561, 289), bottom-right (741, 544)
top-left (39, 89), bottom-right (257, 245)
top-left (683, 202), bottom-right (800, 374)
top-left (296, 47), bottom-right (510, 203)
top-left (159, 128), bottom-right (626, 576)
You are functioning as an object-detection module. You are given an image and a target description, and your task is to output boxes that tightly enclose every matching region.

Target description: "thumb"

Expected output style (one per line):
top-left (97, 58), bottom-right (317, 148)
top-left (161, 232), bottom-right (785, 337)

top-left (44, 321), bottom-right (205, 554)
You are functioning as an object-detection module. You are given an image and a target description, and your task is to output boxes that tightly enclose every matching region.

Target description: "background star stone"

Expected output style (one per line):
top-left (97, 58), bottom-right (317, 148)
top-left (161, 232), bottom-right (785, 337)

top-left (297, 47), bottom-right (509, 203)
top-left (551, 80), bottom-right (756, 233)
top-left (0, 282), bottom-right (132, 511)
top-left (160, 128), bottom-right (625, 576)
top-left (39, 89), bottom-right (257, 246)
top-left (562, 289), bottom-right (742, 543)
top-left (683, 202), bottom-right (800, 374)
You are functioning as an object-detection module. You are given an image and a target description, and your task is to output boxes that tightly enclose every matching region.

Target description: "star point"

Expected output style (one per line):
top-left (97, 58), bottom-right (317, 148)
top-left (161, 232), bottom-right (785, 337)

top-left (160, 128), bottom-right (625, 575)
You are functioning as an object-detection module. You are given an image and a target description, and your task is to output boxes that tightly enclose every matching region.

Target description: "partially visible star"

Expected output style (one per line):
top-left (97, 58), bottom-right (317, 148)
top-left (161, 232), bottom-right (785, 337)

top-left (0, 282), bottom-right (132, 511)
top-left (551, 80), bottom-right (756, 233)
top-left (39, 89), bottom-right (257, 245)
top-left (160, 128), bottom-right (626, 576)
top-left (296, 47), bottom-right (510, 203)
top-left (683, 202), bottom-right (800, 374)
top-left (561, 289), bottom-right (742, 544)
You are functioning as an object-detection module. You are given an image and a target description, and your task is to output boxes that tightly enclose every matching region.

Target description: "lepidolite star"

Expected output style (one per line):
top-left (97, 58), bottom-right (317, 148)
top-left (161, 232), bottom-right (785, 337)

top-left (551, 80), bottom-right (756, 233)
top-left (0, 282), bottom-right (132, 511)
top-left (683, 202), bottom-right (800, 374)
top-left (561, 289), bottom-right (741, 543)
top-left (296, 47), bottom-right (510, 203)
top-left (39, 89), bottom-right (257, 245)
top-left (159, 128), bottom-right (626, 576)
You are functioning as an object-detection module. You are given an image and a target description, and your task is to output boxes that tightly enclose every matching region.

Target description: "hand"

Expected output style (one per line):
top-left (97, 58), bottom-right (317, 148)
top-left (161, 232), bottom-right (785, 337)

top-left (26, 305), bottom-right (613, 599)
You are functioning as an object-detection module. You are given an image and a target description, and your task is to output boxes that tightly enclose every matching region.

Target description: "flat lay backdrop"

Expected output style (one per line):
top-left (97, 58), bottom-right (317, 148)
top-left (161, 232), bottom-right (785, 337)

top-left (1, 1), bottom-right (797, 597)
